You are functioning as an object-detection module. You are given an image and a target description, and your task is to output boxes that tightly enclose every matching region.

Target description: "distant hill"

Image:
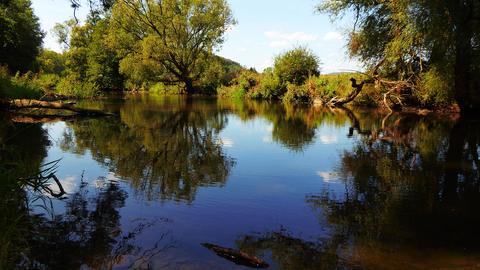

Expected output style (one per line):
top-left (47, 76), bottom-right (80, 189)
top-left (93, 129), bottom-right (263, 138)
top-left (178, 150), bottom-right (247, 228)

top-left (215, 55), bottom-right (243, 74)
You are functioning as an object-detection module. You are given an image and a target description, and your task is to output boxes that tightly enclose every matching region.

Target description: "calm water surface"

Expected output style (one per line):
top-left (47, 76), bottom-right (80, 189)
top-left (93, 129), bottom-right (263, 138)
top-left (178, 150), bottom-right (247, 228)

top-left (1, 95), bottom-right (480, 269)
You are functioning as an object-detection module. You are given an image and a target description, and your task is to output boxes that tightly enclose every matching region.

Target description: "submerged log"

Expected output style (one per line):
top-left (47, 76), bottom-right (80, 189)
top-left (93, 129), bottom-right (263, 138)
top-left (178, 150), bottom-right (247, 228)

top-left (0, 99), bottom-right (113, 116)
top-left (202, 243), bottom-right (269, 269)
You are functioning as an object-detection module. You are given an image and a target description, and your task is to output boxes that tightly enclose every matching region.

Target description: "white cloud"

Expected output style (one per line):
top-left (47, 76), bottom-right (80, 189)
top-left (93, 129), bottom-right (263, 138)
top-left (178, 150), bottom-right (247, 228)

top-left (316, 171), bottom-right (340, 183)
top-left (46, 176), bottom-right (77, 197)
top-left (262, 136), bottom-right (273, 143)
top-left (319, 135), bottom-right (338, 144)
top-left (323, 31), bottom-right (343, 41)
top-left (216, 137), bottom-right (234, 148)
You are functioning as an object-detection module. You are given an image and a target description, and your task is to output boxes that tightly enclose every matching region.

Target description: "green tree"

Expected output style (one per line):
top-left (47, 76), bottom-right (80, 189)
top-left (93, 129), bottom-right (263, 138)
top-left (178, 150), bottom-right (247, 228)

top-left (54, 15), bottom-right (124, 95)
top-left (318, 0), bottom-right (480, 111)
top-left (274, 47), bottom-right (320, 85)
top-left (0, 0), bottom-right (44, 73)
top-left (109, 0), bottom-right (235, 94)
top-left (36, 49), bottom-right (66, 74)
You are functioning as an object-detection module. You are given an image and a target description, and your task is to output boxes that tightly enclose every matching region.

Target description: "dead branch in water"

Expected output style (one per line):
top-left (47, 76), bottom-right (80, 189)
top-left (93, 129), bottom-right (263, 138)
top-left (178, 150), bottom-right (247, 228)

top-left (202, 243), bottom-right (269, 268)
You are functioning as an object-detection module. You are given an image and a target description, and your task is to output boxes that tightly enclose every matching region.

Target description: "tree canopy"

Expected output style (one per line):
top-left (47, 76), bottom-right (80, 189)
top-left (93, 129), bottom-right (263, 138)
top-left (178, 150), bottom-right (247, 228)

top-left (318, 0), bottom-right (480, 112)
top-left (0, 0), bottom-right (44, 73)
top-left (274, 47), bottom-right (320, 85)
top-left (109, 0), bottom-right (236, 94)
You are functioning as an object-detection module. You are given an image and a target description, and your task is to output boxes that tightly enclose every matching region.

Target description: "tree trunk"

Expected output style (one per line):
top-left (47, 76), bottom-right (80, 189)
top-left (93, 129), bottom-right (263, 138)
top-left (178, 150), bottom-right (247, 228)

top-left (0, 99), bottom-right (113, 116)
top-left (454, 0), bottom-right (480, 113)
top-left (184, 78), bottom-right (195, 95)
top-left (326, 78), bottom-right (366, 106)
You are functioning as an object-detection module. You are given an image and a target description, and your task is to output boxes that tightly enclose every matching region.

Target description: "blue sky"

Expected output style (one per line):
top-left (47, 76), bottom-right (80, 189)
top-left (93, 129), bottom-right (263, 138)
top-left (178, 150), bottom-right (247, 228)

top-left (31, 0), bottom-right (361, 73)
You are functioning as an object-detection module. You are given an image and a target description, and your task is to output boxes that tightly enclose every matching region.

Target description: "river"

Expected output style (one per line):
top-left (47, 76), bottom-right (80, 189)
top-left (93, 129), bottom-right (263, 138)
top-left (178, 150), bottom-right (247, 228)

top-left (1, 95), bottom-right (479, 269)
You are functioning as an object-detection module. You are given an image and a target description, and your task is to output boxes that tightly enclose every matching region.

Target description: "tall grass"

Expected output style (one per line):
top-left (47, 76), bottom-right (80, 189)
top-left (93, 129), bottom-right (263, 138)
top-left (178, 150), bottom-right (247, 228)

top-left (0, 66), bottom-right (43, 99)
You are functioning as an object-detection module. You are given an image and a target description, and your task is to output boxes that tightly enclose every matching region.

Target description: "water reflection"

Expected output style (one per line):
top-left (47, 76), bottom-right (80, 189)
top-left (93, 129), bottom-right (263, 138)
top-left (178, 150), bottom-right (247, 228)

top-left (61, 98), bottom-right (235, 202)
top-left (0, 118), bottom-right (51, 269)
top-left (21, 180), bottom-right (173, 269)
top-left (2, 97), bottom-right (480, 269)
top-left (306, 113), bottom-right (480, 268)
top-left (236, 229), bottom-right (356, 270)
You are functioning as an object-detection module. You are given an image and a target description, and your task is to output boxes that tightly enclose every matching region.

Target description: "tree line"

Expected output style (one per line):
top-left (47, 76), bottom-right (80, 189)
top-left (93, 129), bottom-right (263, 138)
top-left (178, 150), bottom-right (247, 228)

top-left (1, 0), bottom-right (479, 112)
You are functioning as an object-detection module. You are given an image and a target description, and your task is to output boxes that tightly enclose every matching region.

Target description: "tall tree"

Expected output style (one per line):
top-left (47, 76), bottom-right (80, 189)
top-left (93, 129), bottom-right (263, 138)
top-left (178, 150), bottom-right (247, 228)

top-left (318, 0), bottom-right (480, 112)
top-left (0, 0), bottom-right (44, 73)
top-left (109, 0), bottom-right (235, 94)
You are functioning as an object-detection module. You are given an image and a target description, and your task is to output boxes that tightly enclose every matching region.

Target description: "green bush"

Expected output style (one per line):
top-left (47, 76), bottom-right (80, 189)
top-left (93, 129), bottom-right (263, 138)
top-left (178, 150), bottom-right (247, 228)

top-left (217, 85), bottom-right (247, 99)
top-left (274, 47), bottom-right (320, 85)
top-left (282, 83), bottom-right (311, 103)
top-left (217, 69), bottom-right (259, 98)
top-left (35, 74), bottom-right (61, 92)
top-left (56, 75), bottom-right (99, 98)
top-left (150, 82), bottom-right (184, 95)
top-left (0, 67), bottom-right (43, 99)
top-left (417, 66), bottom-right (454, 107)
top-left (249, 70), bottom-right (283, 99)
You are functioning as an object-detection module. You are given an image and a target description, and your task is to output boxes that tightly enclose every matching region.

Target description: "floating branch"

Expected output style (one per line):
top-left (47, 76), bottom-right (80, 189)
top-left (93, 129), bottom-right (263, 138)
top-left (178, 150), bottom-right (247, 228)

top-left (202, 243), bottom-right (269, 269)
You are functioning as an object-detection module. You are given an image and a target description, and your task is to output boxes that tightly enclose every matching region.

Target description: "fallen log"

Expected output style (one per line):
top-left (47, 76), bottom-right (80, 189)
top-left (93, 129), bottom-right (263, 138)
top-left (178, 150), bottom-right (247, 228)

top-left (202, 243), bottom-right (269, 269)
top-left (0, 99), bottom-right (113, 116)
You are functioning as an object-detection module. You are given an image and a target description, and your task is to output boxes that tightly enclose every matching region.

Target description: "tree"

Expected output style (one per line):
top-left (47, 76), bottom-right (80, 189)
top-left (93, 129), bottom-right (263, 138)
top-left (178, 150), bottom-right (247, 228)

top-left (109, 0), bottom-right (235, 94)
top-left (274, 47), bottom-right (320, 85)
top-left (0, 0), bottom-right (44, 73)
top-left (318, 0), bottom-right (480, 112)
top-left (54, 16), bottom-right (124, 93)
top-left (37, 49), bottom-right (66, 74)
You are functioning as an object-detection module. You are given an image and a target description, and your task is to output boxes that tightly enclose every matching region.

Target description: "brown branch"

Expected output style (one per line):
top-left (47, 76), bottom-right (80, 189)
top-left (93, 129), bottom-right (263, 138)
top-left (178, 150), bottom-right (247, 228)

top-left (327, 78), bottom-right (368, 106)
top-left (1, 99), bottom-right (114, 116)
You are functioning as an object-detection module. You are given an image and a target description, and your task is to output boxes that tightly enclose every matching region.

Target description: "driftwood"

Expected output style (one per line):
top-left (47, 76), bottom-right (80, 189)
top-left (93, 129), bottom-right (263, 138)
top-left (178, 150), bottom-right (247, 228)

top-left (0, 99), bottom-right (113, 116)
top-left (202, 243), bottom-right (269, 269)
top-left (329, 78), bottom-right (368, 106)
top-left (314, 78), bottom-right (373, 107)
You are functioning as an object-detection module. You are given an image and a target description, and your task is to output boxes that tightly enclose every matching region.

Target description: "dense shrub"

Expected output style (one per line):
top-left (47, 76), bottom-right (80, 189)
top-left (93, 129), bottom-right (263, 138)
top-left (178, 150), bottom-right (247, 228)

top-left (56, 75), bottom-right (99, 98)
top-left (248, 69), bottom-right (283, 99)
top-left (35, 74), bottom-right (61, 92)
top-left (150, 83), bottom-right (184, 95)
top-left (417, 67), bottom-right (454, 107)
top-left (217, 70), bottom-right (259, 99)
top-left (36, 50), bottom-right (66, 75)
top-left (274, 47), bottom-right (320, 85)
top-left (282, 83), bottom-right (311, 103)
top-left (0, 67), bottom-right (43, 99)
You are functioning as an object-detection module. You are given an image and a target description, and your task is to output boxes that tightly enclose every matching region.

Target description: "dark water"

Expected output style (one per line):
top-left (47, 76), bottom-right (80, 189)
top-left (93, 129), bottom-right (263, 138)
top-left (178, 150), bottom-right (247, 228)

top-left (1, 95), bottom-right (480, 269)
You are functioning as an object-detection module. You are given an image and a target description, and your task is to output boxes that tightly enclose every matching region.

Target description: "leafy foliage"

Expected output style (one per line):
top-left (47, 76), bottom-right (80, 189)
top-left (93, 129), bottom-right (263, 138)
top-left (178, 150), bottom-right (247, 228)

top-left (318, 0), bottom-right (480, 110)
top-left (0, 0), bottom-right (44, 73)
top-left (274, 47), bottom-right (320, 85)
top-left (109, 0), bottom-right (236, 94)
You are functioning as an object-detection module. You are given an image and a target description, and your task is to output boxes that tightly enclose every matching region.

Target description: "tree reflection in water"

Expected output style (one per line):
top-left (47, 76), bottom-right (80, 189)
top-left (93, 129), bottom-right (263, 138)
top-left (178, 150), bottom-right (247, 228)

top-left (306, 111), bottom-right (480, 268)
top-left (226, 108), bottom-right (479, 269)
top-left (0, 117), bottom-right (174, 269)
top-left (61, 99), bottom-right (235, 202)
top-left (21, 179), bottom-right (174, 270)
top-left (235, 229), bottom-right (359, 270)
